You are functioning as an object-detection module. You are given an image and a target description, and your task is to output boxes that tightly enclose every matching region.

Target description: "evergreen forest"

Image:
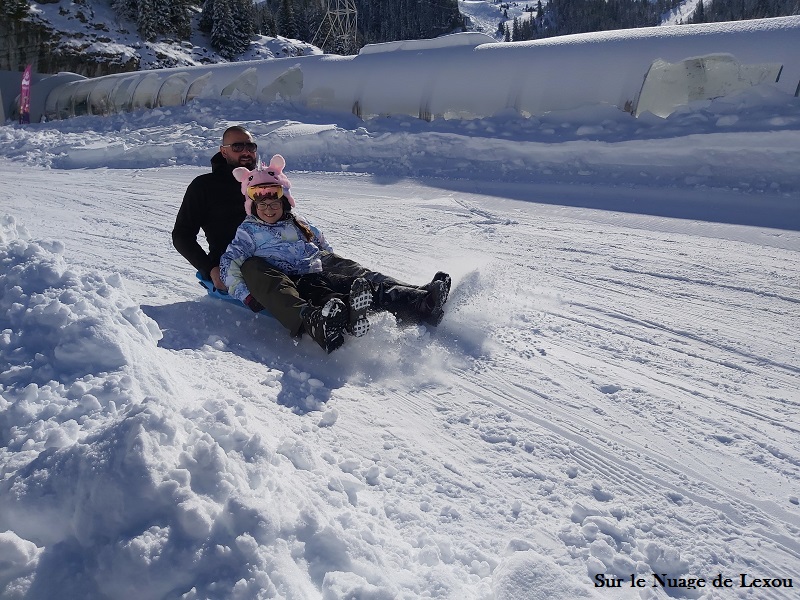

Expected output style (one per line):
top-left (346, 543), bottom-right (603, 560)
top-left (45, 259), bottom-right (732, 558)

top-left (106, 0), bottom-right (463, 58)
top-left (504, 0), bottom-right (799, 42)
top-left (5, 0), bottom-right (799, 59)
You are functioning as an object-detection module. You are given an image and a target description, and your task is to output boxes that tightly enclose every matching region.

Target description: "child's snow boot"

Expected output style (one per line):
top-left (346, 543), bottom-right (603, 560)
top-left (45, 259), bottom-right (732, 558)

top-left (302, 298), bottom-right (347, 353)
top-left (421, 279), bottom-right (447, 326)
top-left (347, 277), bottom-right (372, 337)
top-left (425, 272), bottom-right (451, 305)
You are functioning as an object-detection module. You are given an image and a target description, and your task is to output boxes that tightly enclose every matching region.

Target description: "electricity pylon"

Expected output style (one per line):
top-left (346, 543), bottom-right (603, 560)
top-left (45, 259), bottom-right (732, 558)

top-left (312, 0), bottom-right (358, 55)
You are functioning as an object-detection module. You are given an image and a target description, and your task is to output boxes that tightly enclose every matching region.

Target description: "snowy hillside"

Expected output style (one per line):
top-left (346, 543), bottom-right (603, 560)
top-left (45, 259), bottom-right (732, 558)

top-left (660, 0), bottom-right (705, 25)
top-left (17, 0), bottom-right (319, 72)
top-left (13, 0), bottom-right (730, 75)
top-left (459, 0), bottom-right (531, 38)
top-left (17, 0), bottom-right (528, 72)
top-left (1, 51), bottom-right (799, 600)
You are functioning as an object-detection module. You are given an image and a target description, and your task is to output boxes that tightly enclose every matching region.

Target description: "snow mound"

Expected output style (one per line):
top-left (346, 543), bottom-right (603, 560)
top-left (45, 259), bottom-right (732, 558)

top-left (493, 552), bottom-right (602, 599)
top-left (2, 215), bottom-right (542, 599)
top-left (0, 215), bottom-right (162, 385)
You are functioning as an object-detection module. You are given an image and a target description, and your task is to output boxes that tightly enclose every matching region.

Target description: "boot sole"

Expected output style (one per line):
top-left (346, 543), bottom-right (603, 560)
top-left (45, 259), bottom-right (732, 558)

top-left (424, 280), bottom-right (446, 326)
top-left (321, 298), bottom-right (347, 353)
top-left (348, 279), bottom-right (372, 337)
top-left (433, 272), bottom-right (451, 305)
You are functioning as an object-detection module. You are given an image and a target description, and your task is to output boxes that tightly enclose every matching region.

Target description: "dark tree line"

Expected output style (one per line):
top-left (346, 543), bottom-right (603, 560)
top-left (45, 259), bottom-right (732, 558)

top-left (256, 0), bottom-right (464, 50)
top-left (503, 0), bottom-right (799, 42)
top-left (687, 0), bottom-right (799, 23)
top-left (356, 0), bottom-right (463, 44)
top-left (0, 0), bottom-right (28, 19)
top-left (14, 0), bottom-right (799, 60)
top-left (112, 0), bottom-right (194, 42)
top-left (108, 0), bottom-right (462, 58)
top-left (200, 0), bottom-right (463, 56)
top-left (505, 0), bottom-right (683, 41)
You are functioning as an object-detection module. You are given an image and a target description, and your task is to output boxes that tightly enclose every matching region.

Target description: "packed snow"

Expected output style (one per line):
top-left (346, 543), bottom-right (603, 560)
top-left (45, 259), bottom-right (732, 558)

top-left (1, 43), bottom-right (800, 600)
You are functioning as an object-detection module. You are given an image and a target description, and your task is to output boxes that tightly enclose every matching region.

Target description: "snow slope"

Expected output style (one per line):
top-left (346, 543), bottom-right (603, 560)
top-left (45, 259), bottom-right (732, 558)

top-left (0, 75), bottom-right (799, 598)
top-left (460, 0), bottom-right (530, 38)
top-left (24, 0), bottom-right (319, 71)
top-left (660, 0), bottom-right (704, 26)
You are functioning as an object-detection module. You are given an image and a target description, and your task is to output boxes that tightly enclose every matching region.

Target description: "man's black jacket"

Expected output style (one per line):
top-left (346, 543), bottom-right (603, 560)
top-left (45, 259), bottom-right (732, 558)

top-left (172, 152), bottom-right (246, 280)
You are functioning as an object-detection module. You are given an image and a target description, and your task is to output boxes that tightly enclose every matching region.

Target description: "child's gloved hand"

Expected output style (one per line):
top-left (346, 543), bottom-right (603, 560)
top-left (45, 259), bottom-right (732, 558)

top-left (244, 294), bottom-right (264, 312)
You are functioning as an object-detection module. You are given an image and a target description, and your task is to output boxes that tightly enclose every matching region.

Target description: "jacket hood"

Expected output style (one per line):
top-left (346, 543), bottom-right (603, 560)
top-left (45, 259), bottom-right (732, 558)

top-left (210, 152), bottom-right (233, 175)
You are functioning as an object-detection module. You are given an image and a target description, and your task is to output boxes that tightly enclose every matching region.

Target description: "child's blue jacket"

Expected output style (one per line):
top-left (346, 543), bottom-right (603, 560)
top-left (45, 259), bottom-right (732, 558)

top-left (220, 213), bottom-right (332, 304)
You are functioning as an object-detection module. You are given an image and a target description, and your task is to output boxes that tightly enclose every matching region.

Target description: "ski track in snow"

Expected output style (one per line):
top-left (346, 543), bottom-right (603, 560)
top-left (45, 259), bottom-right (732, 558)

top-left (1, 160), bottom-right (798, 598)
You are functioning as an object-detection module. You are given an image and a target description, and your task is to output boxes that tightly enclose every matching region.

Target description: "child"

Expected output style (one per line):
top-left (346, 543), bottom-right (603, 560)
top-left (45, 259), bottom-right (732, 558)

top-left (220, 154), bottom-right (450, 353)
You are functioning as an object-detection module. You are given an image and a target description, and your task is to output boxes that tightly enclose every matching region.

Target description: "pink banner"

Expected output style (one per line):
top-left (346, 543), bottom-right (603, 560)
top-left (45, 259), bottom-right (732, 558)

top-left (19, 64), bottom-right (32, 124)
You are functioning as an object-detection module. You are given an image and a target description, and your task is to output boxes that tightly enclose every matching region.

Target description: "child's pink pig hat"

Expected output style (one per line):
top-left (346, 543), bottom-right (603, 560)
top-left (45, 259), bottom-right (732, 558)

top-left (233, 154), bottom-right (295, 215)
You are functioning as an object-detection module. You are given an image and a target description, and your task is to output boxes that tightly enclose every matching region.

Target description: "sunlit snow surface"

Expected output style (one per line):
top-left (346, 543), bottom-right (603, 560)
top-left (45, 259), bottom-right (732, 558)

top-left (0, 77), bottom-right (799, 599)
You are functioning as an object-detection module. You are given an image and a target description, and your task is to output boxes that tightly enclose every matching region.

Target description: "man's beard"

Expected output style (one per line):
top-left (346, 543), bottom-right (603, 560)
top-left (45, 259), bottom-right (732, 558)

top-left (239, 156), bottom-right (257, 169)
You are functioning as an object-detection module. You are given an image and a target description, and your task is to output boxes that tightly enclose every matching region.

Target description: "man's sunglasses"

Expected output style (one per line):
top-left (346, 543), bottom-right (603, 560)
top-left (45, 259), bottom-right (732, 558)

top-left (222, 142), bottom-right (258, 153)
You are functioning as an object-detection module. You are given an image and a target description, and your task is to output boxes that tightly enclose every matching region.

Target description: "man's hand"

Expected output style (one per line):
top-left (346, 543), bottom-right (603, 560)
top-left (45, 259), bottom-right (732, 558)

top-left (210, 266), bottom-right (227, 291)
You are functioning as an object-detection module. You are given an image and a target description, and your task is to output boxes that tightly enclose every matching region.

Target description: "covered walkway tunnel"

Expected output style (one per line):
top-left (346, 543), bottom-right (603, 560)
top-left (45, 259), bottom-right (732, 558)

top-left (7, 16), bottom-right (800, 124)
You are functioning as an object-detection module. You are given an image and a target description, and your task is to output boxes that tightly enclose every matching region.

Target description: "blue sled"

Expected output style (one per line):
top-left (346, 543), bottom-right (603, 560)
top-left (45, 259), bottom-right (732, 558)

top-left (195, 272), bottom-right (272, 317)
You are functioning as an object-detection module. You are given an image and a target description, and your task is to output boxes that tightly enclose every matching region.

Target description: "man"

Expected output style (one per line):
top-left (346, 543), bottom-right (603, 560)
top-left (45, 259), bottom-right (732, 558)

top-left (173, 126), bottom-right (257, 290)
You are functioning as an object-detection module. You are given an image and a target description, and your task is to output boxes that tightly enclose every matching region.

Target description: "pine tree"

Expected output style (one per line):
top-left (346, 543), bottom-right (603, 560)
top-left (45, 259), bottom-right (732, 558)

top-left (692, 0), bottom-right (706, 22)
top-left (278, 0), bottom-right (299, 39)
top-left (137, 0), bottom-right (158, 41)
top-left (200, 0), bottom-right (215, 33)
top-left (154, 0), bottom-right (172, 36)
top-left (170, 0), bottom-right (192, 39)
top-left (255, 3), bottom-right (277, 36)
top-left (212, 0), bottom-right (239, 58)
top-left (232, 0), bottom-right (255, 54)
top-left (111, 0), bottom-right (136, 22)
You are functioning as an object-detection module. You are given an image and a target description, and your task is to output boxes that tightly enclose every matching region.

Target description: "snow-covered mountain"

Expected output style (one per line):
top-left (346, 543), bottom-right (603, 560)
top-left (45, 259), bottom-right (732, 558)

top-left (458, 0), bottom-right (533, 36)
top-left (1, 0), bottom-right (320, 75)
top-left (3, 0), bottom-right (699, 77)
top-left (4, 0), bottom-right (760, 83)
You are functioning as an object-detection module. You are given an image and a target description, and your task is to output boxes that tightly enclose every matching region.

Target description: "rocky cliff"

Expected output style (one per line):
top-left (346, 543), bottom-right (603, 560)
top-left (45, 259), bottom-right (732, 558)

top-left (1, 12), bottom-right (140, 76)
top-left (0, 2), bottom-right (313, 78)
